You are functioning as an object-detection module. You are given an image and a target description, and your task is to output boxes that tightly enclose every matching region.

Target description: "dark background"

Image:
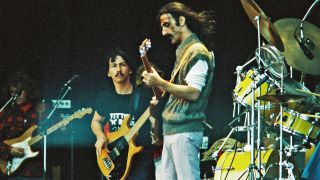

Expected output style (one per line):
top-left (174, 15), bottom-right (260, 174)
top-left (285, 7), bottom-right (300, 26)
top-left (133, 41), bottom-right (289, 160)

top-left (1, 0), bottom-right (319, 179)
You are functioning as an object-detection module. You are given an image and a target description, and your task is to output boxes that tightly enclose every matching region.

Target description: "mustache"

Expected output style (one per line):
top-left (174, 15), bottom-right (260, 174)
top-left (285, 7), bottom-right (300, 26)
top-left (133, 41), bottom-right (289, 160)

top-left (115, 72), bottom-right (124, 77)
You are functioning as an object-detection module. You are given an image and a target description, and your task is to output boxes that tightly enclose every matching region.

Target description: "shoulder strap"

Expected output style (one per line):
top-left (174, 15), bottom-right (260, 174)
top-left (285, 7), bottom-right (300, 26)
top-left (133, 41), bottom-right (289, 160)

top-left (169, 42), bottom-right (207, 83)
top-left (129, 88), bottom-right (141, 116)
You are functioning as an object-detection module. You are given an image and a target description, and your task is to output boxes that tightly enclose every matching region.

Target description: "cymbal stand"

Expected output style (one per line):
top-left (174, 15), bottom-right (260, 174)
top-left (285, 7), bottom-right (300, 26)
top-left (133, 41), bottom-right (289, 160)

top-left (278, 65), bottom-right (285, 179)
top-left (255, 15), bottom-right (263, 177)
top-left (233, 66), bottom-right (242, 120)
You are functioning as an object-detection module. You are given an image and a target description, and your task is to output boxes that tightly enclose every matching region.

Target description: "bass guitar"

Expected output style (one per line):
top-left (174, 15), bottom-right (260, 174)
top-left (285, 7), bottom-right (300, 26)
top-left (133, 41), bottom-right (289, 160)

top-left (0, 108), bottom-right (92, 175)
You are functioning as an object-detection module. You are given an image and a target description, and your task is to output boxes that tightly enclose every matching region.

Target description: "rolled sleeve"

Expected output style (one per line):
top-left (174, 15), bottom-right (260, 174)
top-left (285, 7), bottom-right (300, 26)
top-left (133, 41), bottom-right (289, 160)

top-left (185, 59), bottom-right (208, 91)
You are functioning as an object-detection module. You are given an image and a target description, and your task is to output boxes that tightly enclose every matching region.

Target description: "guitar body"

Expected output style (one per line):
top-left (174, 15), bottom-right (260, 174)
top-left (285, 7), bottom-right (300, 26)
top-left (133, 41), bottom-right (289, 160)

top-left (0, 108), bottom-right (92, 176)
top-left (98, 115), bottom-right (143, 180)
top-left (0, 125), bottom-right (39, 175)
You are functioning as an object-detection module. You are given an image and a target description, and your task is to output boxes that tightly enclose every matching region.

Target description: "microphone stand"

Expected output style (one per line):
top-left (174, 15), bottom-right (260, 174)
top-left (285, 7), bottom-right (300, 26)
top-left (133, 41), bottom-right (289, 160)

top-left (40, 86), bottom-right (72, 179)
top-left (300, 0), bottom-right (319, 41)
top-left (0, 90), bottom-right (22, 112)
top-left (293, 0), bottom-right (319, 60)
top-left (0, 97), bottom-right (15, 112)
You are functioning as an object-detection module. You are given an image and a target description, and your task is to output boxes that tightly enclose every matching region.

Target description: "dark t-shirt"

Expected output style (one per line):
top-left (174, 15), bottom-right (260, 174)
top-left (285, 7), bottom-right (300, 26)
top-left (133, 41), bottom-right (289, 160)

top-left (94, 86), bottom-right (155, 179)
top-left (94, 86), bottom-right (153, 147)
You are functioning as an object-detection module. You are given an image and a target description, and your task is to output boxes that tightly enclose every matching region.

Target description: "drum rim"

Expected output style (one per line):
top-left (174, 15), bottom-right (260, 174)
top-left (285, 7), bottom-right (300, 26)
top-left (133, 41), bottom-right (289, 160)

top-left (258, 45), bottom-right (287, 79)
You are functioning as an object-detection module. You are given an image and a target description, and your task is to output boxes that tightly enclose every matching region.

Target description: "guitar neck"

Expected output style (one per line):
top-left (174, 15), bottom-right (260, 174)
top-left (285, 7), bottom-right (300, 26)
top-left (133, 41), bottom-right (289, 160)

top-left (140, 55), bottom-right (163, 98)
top-left (124, 107), bottom-right (150, 141)
top-left (28, 116), bottom-right (73, 146)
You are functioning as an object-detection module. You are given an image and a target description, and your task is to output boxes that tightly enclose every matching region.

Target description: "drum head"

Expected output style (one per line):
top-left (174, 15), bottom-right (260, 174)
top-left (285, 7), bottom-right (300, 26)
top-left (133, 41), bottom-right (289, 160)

top-left (258, 45), bottom-right (287, 79)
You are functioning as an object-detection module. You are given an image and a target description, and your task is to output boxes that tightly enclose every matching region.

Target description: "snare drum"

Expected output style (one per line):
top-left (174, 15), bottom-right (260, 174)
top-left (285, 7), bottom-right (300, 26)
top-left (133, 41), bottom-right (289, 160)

top-left (233, 69), bottom-right (278, 107)
top-left (275, 109), bottom-right (320, 141)
top-left (214, 149), bottom-right (300, 180)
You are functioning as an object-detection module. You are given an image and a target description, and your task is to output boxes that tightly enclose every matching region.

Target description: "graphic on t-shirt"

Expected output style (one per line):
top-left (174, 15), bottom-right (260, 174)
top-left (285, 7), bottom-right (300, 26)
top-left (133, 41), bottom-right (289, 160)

top-left (109, 113), bottom-right (135, 132)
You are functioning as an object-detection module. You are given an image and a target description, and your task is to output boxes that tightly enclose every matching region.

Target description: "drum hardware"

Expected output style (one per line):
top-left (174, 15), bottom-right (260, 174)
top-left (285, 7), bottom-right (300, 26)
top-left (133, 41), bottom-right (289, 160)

top-left (212, 125), bottom-right (251, 160)
top-left (228, 111), bottom-right (248, 128)
top-left (233, 57), bottom-right (257, 122)
top-left (239, 0), bottom-right (289, 177)
top-left (257, 45), bottom-right (287, 79)
top-left (301, 113), bottom-right (320, 119)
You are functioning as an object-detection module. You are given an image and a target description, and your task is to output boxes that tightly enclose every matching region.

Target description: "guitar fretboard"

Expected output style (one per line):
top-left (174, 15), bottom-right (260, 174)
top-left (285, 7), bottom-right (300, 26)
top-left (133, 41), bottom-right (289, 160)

top-left (124, 107), bottom-right (150, 141)
top-left (28, 108), bottom-right (92, 146)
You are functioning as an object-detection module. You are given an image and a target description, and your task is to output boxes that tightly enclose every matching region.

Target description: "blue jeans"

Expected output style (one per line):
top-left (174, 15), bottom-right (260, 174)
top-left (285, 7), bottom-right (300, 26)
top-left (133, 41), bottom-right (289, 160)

top-left (162, 131), bottom-right (203, 180)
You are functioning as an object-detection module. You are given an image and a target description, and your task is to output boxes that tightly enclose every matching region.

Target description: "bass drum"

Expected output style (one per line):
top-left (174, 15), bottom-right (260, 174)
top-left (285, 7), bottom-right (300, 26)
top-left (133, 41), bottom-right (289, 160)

top-left (214, 149), bottom-right (300, 180)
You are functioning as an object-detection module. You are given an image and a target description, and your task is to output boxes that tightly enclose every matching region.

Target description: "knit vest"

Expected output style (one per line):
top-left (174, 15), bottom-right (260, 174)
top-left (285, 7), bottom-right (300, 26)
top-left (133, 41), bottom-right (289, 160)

top-left (162, 34), bottom-right (215, 135)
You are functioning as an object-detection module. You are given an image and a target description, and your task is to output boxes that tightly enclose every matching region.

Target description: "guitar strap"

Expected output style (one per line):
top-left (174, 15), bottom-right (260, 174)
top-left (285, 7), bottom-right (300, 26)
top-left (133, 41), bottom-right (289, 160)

top-left (161, 41), bottom-right (205, 97)
top-left (129, 87), bottom-right (141, 118)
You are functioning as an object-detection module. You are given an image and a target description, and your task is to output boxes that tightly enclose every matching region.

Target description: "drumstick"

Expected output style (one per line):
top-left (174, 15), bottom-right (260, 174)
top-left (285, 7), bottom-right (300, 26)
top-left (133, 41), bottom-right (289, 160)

top-left (296, 89), bottom-right (320, 98)
top-left (301, 114), bottom-right (320, 119)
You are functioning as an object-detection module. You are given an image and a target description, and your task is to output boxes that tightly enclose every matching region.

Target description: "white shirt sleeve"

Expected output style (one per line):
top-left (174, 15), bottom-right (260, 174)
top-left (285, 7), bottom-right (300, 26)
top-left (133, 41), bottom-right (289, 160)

top-left (185, 59), bottom-right (208, 92)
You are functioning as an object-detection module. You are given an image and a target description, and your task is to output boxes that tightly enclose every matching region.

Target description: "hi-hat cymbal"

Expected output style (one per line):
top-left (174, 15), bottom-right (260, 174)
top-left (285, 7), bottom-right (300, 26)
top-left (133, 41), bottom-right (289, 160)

top-left (257, 94), bottom-right (307, 104)
top-left (274, 18), bottom-right (320, 75)
top-left (240, 0), bottom-right (284, 51)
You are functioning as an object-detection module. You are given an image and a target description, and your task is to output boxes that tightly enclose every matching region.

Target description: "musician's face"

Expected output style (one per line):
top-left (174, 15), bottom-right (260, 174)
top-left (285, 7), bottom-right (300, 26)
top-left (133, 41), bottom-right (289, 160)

top-left (160, 13), bottom-right (182, 45)
top-left (9, 86), bottom-right (27, 105)
top-left (108, 55), bottom-right (132, 83)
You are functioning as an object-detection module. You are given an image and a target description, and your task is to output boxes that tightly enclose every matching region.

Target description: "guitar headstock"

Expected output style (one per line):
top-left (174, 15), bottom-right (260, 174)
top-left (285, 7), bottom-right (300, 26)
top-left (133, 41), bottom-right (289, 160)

top-left (139, 38), bottom-right (151, 57)
top-left (72, 108), bottom-right (93, 119)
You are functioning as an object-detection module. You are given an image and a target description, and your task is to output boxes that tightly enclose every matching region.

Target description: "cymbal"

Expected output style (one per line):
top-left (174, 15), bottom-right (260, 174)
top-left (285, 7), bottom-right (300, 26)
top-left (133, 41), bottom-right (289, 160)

top-left (240, 0), bottom-right (284, 51)
top-left (296, 88), bottom-right (320, 98)
top-left (274, 18), bottom-right (320, 75)
top-left (283, 77), bottom-right (316, 103)
top-left (257, 94), bottom-right (307, 104)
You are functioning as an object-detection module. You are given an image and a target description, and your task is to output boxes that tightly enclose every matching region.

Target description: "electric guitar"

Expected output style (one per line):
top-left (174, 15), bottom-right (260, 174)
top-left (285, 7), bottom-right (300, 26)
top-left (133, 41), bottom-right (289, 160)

top-left (97, 39), bottom-right (162, 180)
top-left (139, 38), bottom-right (164, 98)
top-left (97, 110), bottom-right (151, 179)
top-left (0, 108), bottom-right (92, 175)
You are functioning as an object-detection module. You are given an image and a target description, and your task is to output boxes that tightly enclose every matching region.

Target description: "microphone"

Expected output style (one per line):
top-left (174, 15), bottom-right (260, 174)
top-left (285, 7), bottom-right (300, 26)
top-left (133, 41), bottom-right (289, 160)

top-left (64, 74), bottom-right (79, 86)
top-left (297, 39), bottom-right (314, 60)
top-left (297, 21), bottom-right (314, 60)
top-left (11, 88), bottom-right (22, 106)
top-left (12, 88), bottom-right (22, 100)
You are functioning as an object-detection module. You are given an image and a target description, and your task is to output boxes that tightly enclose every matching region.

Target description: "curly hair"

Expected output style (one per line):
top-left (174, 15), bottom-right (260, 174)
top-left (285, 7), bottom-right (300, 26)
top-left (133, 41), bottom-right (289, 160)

top-left (158, 2), bottom-right (216, 49)
top-left (2, 72), bottom-right (40, 104)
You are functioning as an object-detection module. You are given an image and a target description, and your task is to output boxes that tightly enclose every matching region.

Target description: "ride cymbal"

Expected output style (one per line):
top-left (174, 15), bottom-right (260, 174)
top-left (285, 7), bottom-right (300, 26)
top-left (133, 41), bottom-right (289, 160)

top-left (240, 0), bottom-right (284, 51)
top-left (274, 18), bottom-right (320, 75)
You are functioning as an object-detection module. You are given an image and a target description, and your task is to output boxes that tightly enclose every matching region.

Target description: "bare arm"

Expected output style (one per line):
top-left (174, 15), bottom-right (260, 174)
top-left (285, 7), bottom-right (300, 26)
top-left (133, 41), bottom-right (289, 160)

top-left (91, 111), bottom-right (108, 157)
top-left (142, 68), bottom-right (200, 101)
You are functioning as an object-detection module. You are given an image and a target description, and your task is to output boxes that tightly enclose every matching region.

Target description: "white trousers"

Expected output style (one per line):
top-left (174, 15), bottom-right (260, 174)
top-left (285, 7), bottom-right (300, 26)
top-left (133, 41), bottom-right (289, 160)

top-left (162, 131), bottom-right (203, 180)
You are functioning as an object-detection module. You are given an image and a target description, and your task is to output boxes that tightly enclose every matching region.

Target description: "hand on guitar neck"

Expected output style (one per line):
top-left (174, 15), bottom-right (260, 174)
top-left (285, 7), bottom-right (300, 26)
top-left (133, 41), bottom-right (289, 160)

top-left (139, 38), bottom-right (164, 99)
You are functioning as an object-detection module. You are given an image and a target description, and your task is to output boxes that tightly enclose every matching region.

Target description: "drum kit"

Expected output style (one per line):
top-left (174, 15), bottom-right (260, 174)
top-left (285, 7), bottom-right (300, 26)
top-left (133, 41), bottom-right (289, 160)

top-left (213, 0), bottom-right (320, 179)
